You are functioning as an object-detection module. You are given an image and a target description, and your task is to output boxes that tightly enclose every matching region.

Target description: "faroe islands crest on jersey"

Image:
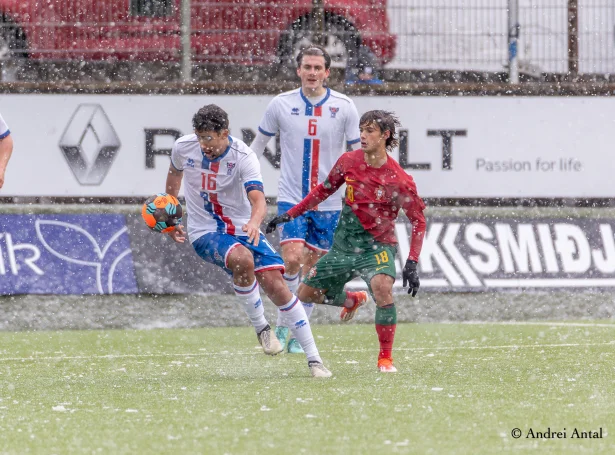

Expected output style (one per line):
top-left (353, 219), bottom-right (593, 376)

top-left (258, 87), bottom-right (360, 211)
top-left (170, 135), bottom-right (264, 243)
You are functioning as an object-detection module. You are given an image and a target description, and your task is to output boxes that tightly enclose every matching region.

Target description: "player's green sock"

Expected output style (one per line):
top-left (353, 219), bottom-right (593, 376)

top-left (375, 304), bottom-right (397, 360)
top-left (375, 304), bottom-right (397, 325)
top-left (322, 290), bottom-right (347, 307)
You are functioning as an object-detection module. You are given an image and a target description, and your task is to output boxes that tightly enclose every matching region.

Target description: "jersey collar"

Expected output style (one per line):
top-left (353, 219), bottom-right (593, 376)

top-left (300, 88), bottom-right (331, 116)
top-left (361, 149), bottom-right (392, 169)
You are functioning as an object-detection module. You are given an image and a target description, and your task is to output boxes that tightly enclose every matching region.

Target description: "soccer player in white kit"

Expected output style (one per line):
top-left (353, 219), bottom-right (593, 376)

top-left (250, 45), bottom-right (366, 353)
top-left (0, 112), bottom-right (14, 189)
top-left (164, 104), bottom-right (331, 378)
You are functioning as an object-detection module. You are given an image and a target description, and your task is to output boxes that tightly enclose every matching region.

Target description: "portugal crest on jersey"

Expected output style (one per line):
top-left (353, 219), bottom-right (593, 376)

top-left (375, 186), bottom-right (385, 200)
top-left (226, 162), bottom-right (236, 175)
top-left (329, 106), bottom-right (340, 118)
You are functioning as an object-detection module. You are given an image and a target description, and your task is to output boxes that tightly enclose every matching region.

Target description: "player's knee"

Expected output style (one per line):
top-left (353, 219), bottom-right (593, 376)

top-left (283, 253), bottom-right (302, 269)
top-left (228, 247), bottom-right (255, 275)
top-left (258, 270), bottom-right (292, 304)
top-left (372, 289), bottom-right (392, 306)
top-left (371, 276), bottom-right (394, 306)
top-left (281, 243), bottom-right (303, 269)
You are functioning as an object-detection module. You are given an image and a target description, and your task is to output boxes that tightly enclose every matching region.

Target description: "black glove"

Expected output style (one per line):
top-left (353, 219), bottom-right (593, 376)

top-left (402, 259), bottom-right (420, 297)
top-left (265, 212), bottom-right (292, 234)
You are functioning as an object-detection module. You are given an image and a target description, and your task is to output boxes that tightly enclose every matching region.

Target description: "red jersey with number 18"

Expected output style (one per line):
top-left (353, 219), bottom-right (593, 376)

top-left (286, 149), bottom-right (426, 261)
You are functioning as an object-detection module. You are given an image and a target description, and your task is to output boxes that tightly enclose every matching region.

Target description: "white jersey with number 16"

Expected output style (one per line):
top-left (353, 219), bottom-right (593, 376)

top-left (171, 134), bottom-right (264, 243)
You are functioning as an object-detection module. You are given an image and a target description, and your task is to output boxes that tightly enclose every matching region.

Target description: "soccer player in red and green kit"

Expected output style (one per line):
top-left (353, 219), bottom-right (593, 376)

top-left (266, 110), bottom-right (426, 373)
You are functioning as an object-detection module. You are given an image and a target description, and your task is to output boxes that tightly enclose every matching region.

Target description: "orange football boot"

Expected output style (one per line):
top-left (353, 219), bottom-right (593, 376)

top-left (377, 357), bottom-right (398, 373)
top-left (340, 291), bottom-right (369, 322)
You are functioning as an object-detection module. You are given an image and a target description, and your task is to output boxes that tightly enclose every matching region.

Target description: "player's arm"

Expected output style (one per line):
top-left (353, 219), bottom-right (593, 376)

top-left (345, 100), bottom-right (361, 152)
top-left (0, 133), bottom-right (14, 189)
top-left (166, 164), bottom-right (183, 198)
top-left (403, 199), bottom-right (426, 262)
top-left (266, 155), bottom-right (348, 233)
top-left (241, 152), bottom-right (267, 246)
top-left (400, 179), bottom-right (427, 296)
top-left (165, 149), bottom-right (185, 243)
top-left (251, 98), bottom-right (279, 158)
top-left (245, 187), bottom-right (266, 246)
top-left (249, 131), bottom-right (274, 158)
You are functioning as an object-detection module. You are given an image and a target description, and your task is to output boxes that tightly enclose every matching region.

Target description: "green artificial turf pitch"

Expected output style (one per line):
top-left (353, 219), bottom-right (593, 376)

top-left (0, 322), bottom-right (613, 454)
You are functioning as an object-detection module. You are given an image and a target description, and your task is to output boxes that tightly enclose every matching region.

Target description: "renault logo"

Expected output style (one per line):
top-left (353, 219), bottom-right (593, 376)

top-left (59, 104), bottom-right (121, 185)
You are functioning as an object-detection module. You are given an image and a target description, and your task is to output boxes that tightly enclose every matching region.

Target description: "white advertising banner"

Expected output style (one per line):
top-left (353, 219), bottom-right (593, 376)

top-left (0, 95), bottom-right (613, 198)
top-left (397, 217), bottom-right (615, 291)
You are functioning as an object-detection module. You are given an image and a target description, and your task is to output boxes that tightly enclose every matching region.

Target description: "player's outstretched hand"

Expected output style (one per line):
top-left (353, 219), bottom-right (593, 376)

top-left (167, 224), bottom-right (186, 243)
top-left (402, 259), bottom-right (420, 297)
top-left (265, 212), bottom-right (292, 234)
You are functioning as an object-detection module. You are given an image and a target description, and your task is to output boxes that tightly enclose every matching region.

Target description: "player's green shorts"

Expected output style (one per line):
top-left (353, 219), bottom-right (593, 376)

top-left (303, 243), bottom-right (398, 302)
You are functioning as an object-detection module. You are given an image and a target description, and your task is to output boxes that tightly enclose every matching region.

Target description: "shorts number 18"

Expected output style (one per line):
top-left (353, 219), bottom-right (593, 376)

top-left (374, 251), bottom-right (389, 264)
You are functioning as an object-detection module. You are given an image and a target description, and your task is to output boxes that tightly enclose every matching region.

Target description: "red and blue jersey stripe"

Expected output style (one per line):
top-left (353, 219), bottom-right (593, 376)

top-left (300, 88), bottom-right (330, 201)
top-left (302, 138), bottom-right (320, 199)
top-left (201, 157), bottom-right (236, 235)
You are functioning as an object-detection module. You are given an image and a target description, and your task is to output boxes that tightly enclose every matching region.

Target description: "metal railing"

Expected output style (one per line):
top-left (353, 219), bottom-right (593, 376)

top-left (0, 0), bottom-right (613, 82)
top-left (389, 0), bottom-right (614, 76)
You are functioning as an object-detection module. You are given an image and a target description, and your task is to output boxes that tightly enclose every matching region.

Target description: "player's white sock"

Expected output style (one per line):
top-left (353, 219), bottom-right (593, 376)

top-left (284, 272), bottom-right (300, 294)
top-left (234, 280), bottom-right (268, 334)
top-left (277, 272), bottom-right (300, 327)
top-left (278, 296), bottom-right (322, 363)
top-left (302, 302), bottom-right (315, 319)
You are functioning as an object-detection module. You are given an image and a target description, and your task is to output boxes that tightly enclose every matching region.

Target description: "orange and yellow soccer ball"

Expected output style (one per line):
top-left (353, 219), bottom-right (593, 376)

top-left (141, 193), bottom-right (183, 233)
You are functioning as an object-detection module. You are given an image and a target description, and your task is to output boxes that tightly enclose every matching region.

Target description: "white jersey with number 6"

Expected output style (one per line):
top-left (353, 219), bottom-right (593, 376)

top-left (171, 134), bottom-right (264, 243)
top-left (258, 87), bottom-right (360, 211)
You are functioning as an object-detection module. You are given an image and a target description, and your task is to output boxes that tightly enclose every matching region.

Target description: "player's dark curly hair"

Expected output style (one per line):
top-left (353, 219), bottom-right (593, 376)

top-left (192, 104), bottom-right (229, 132)
top-left (359, 110), bottom-right (401, 152)
top-left (296, 44), bottom-right (331, 70)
